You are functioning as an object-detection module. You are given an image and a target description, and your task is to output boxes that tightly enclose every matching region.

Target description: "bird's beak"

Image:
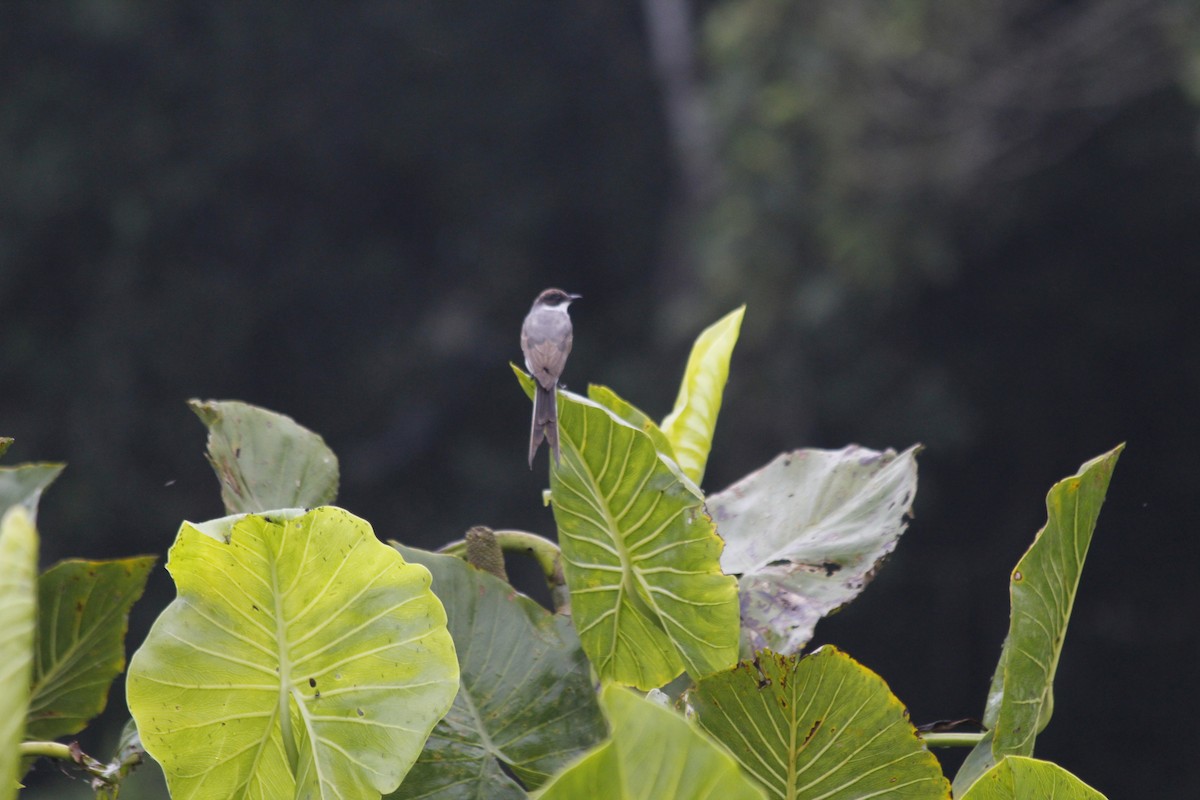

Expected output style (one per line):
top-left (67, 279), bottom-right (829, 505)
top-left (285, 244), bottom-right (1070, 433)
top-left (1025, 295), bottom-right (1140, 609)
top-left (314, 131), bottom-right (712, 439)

top-left (568, 293), bottom-right (582, 301)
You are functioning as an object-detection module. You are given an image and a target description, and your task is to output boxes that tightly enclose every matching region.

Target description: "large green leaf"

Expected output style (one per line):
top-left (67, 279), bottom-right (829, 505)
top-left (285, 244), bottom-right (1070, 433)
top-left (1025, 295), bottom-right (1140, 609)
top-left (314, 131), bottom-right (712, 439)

top-left (535, 683), bottom-right (766, 800)
top-left (958, 756), bottom-right (1105, 799)
top-left (955, 446), bottom-right (1122, 794)
top-left (710, 446), bottom-right (919, 655)
top-left (544, 386), bottom-right (740, 690)
top-left (0, 463), bottom-right (64, 523)
top-left (660, 305), bottom-right (745, 486)
top-left (127, 506), bottom-right (459, 800)
top-left (190, 399), bottom-right (340, 514)
top-left (989, 444), bottom-right (1123, 739)
top-left (689, 646), bottom-right (950, 800)
top-left (0, 507), bottom-right (38, 800)
top-left (26, 556), bottom-right (156, 740)
top-left (389, 545), bottom-right (607, 798)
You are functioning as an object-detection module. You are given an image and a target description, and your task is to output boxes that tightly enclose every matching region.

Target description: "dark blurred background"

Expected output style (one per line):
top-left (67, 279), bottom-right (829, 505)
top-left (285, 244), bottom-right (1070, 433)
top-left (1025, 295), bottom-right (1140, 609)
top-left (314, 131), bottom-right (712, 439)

top-left (4, 1), bottom-right (1198, 797)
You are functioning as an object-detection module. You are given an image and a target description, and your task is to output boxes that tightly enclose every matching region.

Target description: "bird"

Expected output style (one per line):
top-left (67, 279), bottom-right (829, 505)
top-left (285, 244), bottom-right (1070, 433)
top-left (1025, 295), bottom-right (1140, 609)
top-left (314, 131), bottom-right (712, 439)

top-left (521, 288), bottom-right (580, 467)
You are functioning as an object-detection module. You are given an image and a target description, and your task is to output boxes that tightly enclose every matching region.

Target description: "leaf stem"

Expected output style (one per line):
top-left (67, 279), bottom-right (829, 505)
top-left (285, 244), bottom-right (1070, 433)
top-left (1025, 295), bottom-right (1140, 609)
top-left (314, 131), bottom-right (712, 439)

top-left (440, 529), bottom-right (569, 613)
top-left (19, 736), bottom-right (144, 795)
top-left (18, 741), bottom-right (75, 760)
top-left (919, 732), bottom-right (986, 748)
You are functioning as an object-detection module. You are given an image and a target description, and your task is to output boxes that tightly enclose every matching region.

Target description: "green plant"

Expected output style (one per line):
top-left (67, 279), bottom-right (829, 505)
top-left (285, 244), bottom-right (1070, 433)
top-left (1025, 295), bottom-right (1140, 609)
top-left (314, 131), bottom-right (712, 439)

top-left (2, 307), bottom-right (1121, 798)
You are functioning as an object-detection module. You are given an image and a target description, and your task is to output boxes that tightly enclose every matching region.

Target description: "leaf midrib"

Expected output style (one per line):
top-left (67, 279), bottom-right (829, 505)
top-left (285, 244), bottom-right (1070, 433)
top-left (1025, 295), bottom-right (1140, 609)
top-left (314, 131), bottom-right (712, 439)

top-left (268, 525), bottom-right (298, 771)
top-left (560, 418), bottom-right (638, 671)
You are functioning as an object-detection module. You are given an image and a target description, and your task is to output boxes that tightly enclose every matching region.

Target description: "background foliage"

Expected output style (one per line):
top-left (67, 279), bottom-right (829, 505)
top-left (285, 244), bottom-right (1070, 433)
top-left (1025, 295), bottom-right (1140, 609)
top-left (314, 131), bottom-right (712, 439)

top-left (2, 1), bottom-right (1198, 796)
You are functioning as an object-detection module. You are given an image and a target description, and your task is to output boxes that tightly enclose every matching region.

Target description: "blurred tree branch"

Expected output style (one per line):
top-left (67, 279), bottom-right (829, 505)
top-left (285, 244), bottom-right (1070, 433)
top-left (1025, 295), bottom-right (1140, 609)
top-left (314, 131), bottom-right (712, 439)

top-left (642, 0), bottom-right (719, 205)
top-left (640, 0), bottom-right (721, 316)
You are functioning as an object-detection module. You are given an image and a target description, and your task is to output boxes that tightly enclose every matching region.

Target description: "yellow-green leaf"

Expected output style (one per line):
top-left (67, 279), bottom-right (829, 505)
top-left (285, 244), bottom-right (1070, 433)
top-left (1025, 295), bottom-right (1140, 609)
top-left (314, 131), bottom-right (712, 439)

top-left (549, 389), bottom-right (740, 689)
top-left (660, 306), bottom-right (745, 486)
top-left (958, 756), bottom-right (1106, 799)
top-left (990, 448), bottom-right (1121, 744)
top-left (535, 684), bottom-right (766, 800)
top-left (955, 445), bottom-right (1122, 795)
top-left (127, 507), bottom-right (459, 800)
top-left (0, 507), bottom-right (38, 800)
top-left (689, 647), bottom-right (950, 800)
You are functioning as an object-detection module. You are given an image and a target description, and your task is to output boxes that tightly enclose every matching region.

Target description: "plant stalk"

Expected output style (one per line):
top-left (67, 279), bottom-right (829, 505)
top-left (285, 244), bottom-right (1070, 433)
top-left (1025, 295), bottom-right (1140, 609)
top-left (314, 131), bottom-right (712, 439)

top-left (441, 528), bottom-right (569, 613)
top-left (18, 741), bottom-right (75, 760)
top-left (919, 732), bottom-right (986, 748)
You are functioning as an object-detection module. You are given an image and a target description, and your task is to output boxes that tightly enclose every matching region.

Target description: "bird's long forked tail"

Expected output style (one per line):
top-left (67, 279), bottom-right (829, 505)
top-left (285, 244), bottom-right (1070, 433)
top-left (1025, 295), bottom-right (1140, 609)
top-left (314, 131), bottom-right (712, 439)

top-left (529, 383), bottom-right (560, 468)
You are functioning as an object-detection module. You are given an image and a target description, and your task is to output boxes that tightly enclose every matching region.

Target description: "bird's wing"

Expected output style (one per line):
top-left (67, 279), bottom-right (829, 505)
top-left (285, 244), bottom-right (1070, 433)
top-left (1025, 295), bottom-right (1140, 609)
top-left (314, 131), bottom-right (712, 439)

top-left (523, 329), bottom-right (573, 390)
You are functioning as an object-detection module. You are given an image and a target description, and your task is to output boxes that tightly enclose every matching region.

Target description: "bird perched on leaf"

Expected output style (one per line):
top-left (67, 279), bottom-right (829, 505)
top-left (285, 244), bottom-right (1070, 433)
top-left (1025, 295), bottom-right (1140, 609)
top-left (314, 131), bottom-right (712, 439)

top-left (521, 288), bottom-right (580, 467)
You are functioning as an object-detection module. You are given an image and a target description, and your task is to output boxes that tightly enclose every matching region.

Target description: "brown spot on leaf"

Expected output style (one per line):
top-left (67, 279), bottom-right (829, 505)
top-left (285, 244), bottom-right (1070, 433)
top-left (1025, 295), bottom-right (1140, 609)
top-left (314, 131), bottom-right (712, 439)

top-left (802, 720), bottom-right (822, 747)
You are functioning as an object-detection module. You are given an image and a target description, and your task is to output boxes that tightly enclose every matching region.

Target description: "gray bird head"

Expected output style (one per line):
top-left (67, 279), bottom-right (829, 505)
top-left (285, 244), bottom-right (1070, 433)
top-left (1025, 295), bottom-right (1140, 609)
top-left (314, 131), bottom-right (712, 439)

top-left (532, 288), bottom-right (581, 310)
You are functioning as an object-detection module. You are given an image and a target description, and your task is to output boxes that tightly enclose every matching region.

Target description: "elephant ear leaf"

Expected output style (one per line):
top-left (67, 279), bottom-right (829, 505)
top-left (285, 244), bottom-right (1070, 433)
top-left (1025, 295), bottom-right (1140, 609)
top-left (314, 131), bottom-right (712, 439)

top-left (548, 388), bottom-right (740, 690)
top-left (689, 647), bottom-right (949, 800)
top-left (954, 445), bottom-right (1122, 795)
top-left (190, 399), bottom-right (339, 514)
top-left (128, 507), bottom-right (459, 800)
top-left (535, 683), bottom-right (766, 800)
top-left (661, 305), bottom-right (744, 487)
top-left (26, 556), bottom-right (156, 741)
top-left (389, 545), bottom-right (607, 798)
top-left (711, 445), bottom-right (918, 655)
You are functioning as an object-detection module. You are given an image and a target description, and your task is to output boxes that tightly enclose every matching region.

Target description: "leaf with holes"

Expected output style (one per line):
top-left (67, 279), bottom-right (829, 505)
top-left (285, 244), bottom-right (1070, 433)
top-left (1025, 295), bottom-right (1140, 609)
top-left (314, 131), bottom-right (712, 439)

top-left (0, 508), bottom-right (38, 800)
top-left (688, 647), bottom-right (950, 800)
top-left (127, 507), bottom-right (459, 800)
top-left (388, 545), bottom-right (607, 798)
top-left (710, 446), bottom-right (919, 655)
top-left (660, 305), bottom-right (744, 487)
top-left (535, 683), bottom-right (766, 800)
top-left (520, 375), bottom-right (739, 690)
top-left (26, 556), bottom-right (156, 740)
top-left (955, 445), bottom-right (1122, 793)
top-left (190, 399), bottom-right (339, 514)
top-left (958, 756), bottom-right (1105, 799)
